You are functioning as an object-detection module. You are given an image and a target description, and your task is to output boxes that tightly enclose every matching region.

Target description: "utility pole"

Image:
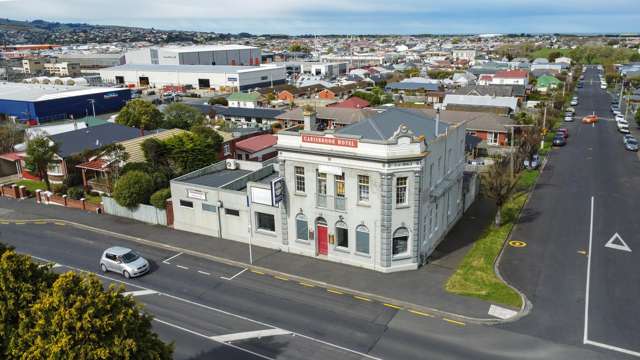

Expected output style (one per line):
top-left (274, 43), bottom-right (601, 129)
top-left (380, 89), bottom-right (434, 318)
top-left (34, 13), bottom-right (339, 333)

top-left (540, 104), bottom-right (547, 149)
top-left (618, 77), bottom-right (625, 106)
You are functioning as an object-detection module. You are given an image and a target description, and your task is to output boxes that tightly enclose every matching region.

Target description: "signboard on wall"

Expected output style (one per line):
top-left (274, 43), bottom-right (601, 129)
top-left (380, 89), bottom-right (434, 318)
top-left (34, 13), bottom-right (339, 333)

top-left (250, 187), bottom-right (272, 206)
top-left (301, 135), bottom-right (358, 148)
top-left (271, 177), bottom-right (285, 205)
top-left (187, 189), bottom-right (206, 200)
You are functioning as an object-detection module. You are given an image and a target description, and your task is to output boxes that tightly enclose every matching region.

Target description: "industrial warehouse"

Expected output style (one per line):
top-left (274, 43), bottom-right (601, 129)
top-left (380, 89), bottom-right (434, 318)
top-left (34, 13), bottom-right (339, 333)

top-left (97, 64), bottom-right (286, 91)
top-left (124, 45), bottom-right (262, 66)
top-left (170, 108), bottom-right (476, 273)
top-left (0, 82), bottom-right (131, 123)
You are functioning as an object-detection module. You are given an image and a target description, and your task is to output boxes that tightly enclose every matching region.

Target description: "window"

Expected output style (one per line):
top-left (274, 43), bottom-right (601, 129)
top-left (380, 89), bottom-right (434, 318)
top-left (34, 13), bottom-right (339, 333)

top-left (256, 212), bottom-right (275, 232)
top-left (429, 163), bottom-right (434, 189)
top-left (358, 175), bottom-right (369, 202)
top-left (335, 174), bottom-right (345, 198)
top-left (223, 143), bottom-right (231, 156)
top-left (225, 208), bottom-right (240, 216)
top-left (392, 228), bottom-right (409, 256)
top-left (396, 177), bottom-right (408, 206)
top-left (317, 172), bottom-right (327, 195)
top-left (295, 166), bottom-right (305, 193)
top-left (296, 213), bottom-right (308, 241)
top-left (335, 221), bottom-right (348, 248)
top-left (179, 200), bottom-right (193, 208)
top-left (447, 148), bottom-right (452, 173)
top-left (355, 225), bottom-right (369, 254)
top-left (487, 132), bottom-right (499, 145)
top-left (47, 162), bottom-right (62, 174)
top-left (202, 203), bottom-right (216, 212)
top-left (105, 253), bottom-right (116, 261)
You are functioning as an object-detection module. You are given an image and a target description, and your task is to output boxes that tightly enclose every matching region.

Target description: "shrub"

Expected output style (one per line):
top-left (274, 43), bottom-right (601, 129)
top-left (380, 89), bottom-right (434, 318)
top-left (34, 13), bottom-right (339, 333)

top-left (113, 171), bottom-right (154, 208)
top-left (66, 187), bottom-right (84, 200)
top-left (52, 183), bottom-right (67, 195)
top-left (150, 188), bottom-right (171, 209)
top-left (121, 162), bottom-right (153, 175)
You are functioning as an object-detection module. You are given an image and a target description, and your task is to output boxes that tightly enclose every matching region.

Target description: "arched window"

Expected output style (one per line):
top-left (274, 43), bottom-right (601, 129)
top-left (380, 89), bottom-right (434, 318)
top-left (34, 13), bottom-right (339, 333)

top-left (296, 213), bottom-right (308, 241)
top-left (355, 225), bottom-right (369, 254)
top-left (392, 227), bottom-right (409, 256)
top-left (335, 221), bottom-right (348, 248)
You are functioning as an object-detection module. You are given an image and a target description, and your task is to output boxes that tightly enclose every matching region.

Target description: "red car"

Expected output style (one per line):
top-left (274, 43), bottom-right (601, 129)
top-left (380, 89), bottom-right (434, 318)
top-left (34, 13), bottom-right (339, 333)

top-left (556, 128), bottom-right (569, 138)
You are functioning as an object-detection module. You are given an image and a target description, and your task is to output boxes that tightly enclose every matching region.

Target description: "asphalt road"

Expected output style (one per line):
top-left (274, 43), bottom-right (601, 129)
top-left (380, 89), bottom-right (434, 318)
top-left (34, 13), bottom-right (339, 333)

top-left (0, 218), bottom-right (615, 360)
top-left (499, 65), bottom-right (640, 359)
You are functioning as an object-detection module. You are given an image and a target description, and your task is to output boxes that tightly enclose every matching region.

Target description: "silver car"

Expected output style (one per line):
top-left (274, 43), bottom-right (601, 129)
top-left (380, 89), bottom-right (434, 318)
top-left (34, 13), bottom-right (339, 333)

top-left (100, 246), bottom-right (150, 278)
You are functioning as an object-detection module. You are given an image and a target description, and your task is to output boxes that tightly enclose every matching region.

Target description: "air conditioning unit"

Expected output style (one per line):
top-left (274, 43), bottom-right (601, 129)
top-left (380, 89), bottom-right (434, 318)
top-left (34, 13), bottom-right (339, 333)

top-left (225, 159), bottom-right (237, 170)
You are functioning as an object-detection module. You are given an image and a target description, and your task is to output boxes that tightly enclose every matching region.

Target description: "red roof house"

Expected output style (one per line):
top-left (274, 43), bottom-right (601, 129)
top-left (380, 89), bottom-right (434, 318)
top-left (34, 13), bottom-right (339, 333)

top-left (234, 134), bottom-right (278, 162)
top-left (328, 96), bottom-right (370, 109)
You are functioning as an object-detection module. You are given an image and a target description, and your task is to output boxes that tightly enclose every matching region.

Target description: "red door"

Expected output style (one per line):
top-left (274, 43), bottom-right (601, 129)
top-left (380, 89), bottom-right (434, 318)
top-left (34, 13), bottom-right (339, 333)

top-left (317, 224), bottom-right (328, 255)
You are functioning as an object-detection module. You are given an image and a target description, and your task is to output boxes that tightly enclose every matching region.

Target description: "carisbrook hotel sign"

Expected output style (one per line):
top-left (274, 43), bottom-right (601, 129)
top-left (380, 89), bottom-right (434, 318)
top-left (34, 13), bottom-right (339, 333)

top-left (301, 135), bottom-right (358, 148)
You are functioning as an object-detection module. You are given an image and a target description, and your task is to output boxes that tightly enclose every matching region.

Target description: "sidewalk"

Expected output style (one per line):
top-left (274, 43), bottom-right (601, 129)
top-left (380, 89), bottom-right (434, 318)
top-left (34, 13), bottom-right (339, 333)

top-left (0, 196), bottom-right (499, 320)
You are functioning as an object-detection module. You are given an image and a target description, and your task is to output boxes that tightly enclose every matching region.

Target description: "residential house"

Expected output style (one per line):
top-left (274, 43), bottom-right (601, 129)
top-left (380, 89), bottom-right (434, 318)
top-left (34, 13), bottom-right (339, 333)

top-left (491, 70), bottom-right (529, 86)
top-left (76, 128), bottom-right (185, 194)
top-left (234, 134), bottom-right (278, 161)
top-left (452, 72), bottom-right (477, 87)
top-left (217, 128), bottom-right (270, 160)
top-left (442, 94), bottom-right (518, 115)
top-left (327, 97), bottom-right (370, 109)
top-left (227, 92), bottom-right (262, 108)
top-left (450, 85), bottom-right (526, 103)
top-left (535, 75), bottom-right (562, 93)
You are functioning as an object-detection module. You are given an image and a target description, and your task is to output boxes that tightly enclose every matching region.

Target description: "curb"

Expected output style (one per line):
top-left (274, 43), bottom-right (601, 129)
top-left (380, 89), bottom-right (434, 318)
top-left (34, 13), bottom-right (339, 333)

top-left (1, 216), bottom-right (505, 325)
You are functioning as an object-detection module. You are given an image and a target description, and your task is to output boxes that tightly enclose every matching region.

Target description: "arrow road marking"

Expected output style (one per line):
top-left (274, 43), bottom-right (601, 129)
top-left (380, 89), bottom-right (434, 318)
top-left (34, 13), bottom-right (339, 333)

top-left (604, 233), bottom-right (631, 252)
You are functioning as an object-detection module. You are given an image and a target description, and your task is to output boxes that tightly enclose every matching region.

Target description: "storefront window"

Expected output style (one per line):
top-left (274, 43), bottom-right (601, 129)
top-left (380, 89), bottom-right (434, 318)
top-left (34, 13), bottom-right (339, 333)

top-left (355, 225), bottom-right (369, 254)
top-left (335, 221), bottom-right (348, 248)
top-left (296, 213), bottom-right (308, 241)
top-left (392, 227), bottom-right (409, 256)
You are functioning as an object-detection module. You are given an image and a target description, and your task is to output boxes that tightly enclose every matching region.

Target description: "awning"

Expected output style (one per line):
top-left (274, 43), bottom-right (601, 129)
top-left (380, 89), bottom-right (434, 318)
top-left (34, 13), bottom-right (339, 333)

top-left (0, 152), bottom-right (24, 162)
top-left (76, 159), bottom-right (110, 171)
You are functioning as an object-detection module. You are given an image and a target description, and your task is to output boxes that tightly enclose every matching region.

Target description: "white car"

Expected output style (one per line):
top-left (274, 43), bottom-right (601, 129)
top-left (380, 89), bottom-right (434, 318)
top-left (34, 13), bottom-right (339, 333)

top-left (615, 114), bottom-right (626, 122)
top-left (100, 247), bottom-right (150, 278)
top-left (618, 123), bottom-right (630, 134)
top-left (564, 115), bottom-right (574, 122)
top-left (600, 83), bottom-right (607, 89)
top-left (570, 99), bottom-right (578, 106)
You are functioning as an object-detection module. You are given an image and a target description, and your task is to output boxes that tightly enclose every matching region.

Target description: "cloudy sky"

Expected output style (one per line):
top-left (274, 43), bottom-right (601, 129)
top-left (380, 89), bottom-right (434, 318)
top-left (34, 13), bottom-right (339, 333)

top-left (1, 0), bottom-right (639, 34)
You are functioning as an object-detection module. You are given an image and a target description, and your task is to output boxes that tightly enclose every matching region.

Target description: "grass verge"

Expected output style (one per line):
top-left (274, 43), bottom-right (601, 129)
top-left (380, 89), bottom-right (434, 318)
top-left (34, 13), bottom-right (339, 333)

top-left (444, 169), bottom-right (540, 308)
top-left (15, 180), bottom-right (46, 193)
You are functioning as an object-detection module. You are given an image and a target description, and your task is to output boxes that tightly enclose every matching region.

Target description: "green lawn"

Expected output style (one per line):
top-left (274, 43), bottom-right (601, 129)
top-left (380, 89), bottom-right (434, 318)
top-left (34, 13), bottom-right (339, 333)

top-left (15, 180), bottom-right (46, 193)
top-left (445, 170), bottom-right (540, 308)
top-left (84, 193), bottom-right (103, 205)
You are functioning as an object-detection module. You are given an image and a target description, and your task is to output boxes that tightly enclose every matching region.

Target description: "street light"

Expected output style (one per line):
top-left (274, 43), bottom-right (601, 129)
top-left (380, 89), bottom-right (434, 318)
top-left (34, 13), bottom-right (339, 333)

top-left (505, 124), bottom-right (534, 182)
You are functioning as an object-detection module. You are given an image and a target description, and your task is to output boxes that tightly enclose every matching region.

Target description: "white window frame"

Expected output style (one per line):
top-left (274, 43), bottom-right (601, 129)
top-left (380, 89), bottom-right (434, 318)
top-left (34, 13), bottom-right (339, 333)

top-left (223, 143), bottom-right (231, 156)
top-left (256, 212), bottom-right (276, 233)
top-left (395, 176), bottom-right (408, 207)
top-left (355, 225), bottom-right (370, 255)
top-left (392, 227), bottom-right (410, 258)
top-left (294, 166), bottom-right (305, 193)
top-left (357, 175), bottom-right (369, 203)
top-left (335, 221), bottom-right (349, 250)
top-left (487, 132), bottom-right (499, 145)
top-left (295, 213), bottom-right (309, 242)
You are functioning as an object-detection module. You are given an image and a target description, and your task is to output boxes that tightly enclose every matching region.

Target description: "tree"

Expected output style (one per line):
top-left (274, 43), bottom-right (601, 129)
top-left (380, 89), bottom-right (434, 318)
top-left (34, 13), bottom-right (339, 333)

top-left (0, 122), bottom-right (24, 153)
top-left (208, 97), bottom-right (228, 106)
top-left (10, 272), bottom-right (173, 359)
top-left (190, 125), bottom-right (224, 153)
top-left (113, 171), bottom-right (155, 208)
top-left (547, 51), bottom-right (563, 62)
top-left (150, 188), bottom-right (171, 209)
top-left (24, 135), bottom-right (58, 191)
top-left (636, 108), bottom-right (640, 128)
top-left (164, 132), bottom-right (218, 175)
top-left (0, 250), bottom-right (56, 357)
top-left (518, 127), bottom-right (542, 165)
top-left (162, 103), bottom-right (205, 130)
top-left (116, 99), bottom-right (163, 131)
top-left (100, 143), bottom-right (129, 181)
top-left (481, 157), bottom-right (512, 227)
top-left (141, 138), bottom-right (169, 169)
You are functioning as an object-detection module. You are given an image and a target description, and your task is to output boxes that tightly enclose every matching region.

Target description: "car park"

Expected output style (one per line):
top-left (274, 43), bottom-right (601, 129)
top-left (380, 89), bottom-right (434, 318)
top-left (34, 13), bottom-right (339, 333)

top-left (552, 134), bottom-right (567, 146)
top-left (625, 138), bottom-right (639, 151)
top-left (100, 247), bottom-right (150, 278)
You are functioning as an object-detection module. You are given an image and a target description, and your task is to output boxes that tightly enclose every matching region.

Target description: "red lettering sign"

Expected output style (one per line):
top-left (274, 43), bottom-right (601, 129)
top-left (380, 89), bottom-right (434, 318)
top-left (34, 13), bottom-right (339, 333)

top-left (301, 135), bottom-right (358, 148)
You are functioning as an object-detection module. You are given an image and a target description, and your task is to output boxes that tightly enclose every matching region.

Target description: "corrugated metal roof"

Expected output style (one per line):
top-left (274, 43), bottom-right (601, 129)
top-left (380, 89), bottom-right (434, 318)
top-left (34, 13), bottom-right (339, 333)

top-left (49, 123), bottom-right (141, 158)
top-left (443, 94), bottom-right (518, 111)
top-left (119, 128), bottom-right (186, 164)
top-left (336, 108), bottom-right (449, 141)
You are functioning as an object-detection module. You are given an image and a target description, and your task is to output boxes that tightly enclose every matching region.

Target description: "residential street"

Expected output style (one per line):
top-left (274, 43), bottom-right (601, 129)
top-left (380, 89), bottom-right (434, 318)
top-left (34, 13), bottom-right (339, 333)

top-left (499, 66), bottom-right (640, 359)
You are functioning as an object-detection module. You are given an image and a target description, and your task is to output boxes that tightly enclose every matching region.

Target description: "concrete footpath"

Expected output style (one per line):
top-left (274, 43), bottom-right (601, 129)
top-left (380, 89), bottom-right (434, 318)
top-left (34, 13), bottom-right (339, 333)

top-left (0, 196), bottom-right (501, 321)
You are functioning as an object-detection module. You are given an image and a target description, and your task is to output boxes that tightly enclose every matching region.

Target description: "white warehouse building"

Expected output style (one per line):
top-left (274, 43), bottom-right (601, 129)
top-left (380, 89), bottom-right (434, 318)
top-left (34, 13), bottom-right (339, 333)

top-left (124, 45), bottom-right (262, 66)
top-left (98, 64), bottom-right (286, 91)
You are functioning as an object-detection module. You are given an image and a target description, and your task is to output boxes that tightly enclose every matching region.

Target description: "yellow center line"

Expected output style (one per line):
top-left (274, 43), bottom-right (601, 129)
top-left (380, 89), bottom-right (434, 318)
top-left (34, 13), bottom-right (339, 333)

top-left (443, 318), bottom-right (466, 326)
top-left (408, 309), bottom-right (435, 318)
top-left (54, 222), bottom-right (65, 226)
top-left (353, 295), bottom-right (372, 302)
top-left (250, 270), bottom-right (265, 275)
top-left (0, 222), bottom-right (9, 225)
top-left (383, 303), bottom-right (402, 310)
top-left (34, 221), bottom-right (47, 225)
top-left (274, 275), bottom-right (289, 281)
top-left (14, 222), bottom-right (25, 225)
top-left (299, 282), bottom-right (315, 288)
top-left (327, 289), bottom-right (344, 295)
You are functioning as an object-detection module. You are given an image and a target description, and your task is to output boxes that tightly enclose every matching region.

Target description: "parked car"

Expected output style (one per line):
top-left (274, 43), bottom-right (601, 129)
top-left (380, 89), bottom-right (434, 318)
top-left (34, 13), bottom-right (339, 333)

top-left (577, 82), bottom-right (583, 88)
top-left (524, 154), bottom-right (540, 170)
top-left (566, 107), bottom-right (576, 114)
top-left (570, 99), bottom-right (578, 106)
top-left (557, 128), bottom-right (569, 138)
top-left (615, 114), bottom-right (626, 122)
top-left (618, 122), bottom-right (630, 134)
top-left (625, 138), bottom-right (639, 151)
top-left (611, 105), bottom-right (620, 113)
top-left (564, 115), bottom-right (574, 122)
top-left (600, 83), bottom-right (607, 89)
top-left (100, 247), bottom-right (150, 278)
top-left (553, 135), bottom-right (567, 146)
top-left (623, 134), bottom-right (635, 145)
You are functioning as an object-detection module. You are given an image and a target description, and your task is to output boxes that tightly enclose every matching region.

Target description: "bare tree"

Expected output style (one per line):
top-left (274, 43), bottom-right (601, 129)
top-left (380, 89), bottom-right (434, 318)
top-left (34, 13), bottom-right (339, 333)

top-left (481, 156), bottom-right (512, 227)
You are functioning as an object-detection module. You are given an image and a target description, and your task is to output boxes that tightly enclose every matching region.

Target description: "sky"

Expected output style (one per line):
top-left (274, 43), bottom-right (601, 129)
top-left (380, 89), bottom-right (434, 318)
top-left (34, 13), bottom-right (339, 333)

top-left (1, 0), bottom-right (639, 35)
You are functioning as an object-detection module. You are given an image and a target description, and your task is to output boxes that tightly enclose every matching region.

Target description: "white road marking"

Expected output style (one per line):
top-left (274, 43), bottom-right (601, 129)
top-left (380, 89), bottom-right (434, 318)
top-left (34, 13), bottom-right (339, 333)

top-left (221, 268), bottom-right (247, 281)
top-left (604, 233), bottom-right (632, 252)
top-left (198, 270), bottom-right (211, 276)
top-left (26, 254), bottom-right (382, 360)
top-left (488, 304), bottom-right (518, 320)
top-left (583, 196), bottom-right (594, 344)
top-left (122, 289), bottom-right (158, 297)
top-left (176, 265), bottom-right (189, 270)
top-left (162, 252), bottom-right (183, 264)
top-left (210, 329), bottom-right (291, 343)
top-left (153, 318), bottom-right (276, 360)
top-left (585, 340), bottom-right (640, 358)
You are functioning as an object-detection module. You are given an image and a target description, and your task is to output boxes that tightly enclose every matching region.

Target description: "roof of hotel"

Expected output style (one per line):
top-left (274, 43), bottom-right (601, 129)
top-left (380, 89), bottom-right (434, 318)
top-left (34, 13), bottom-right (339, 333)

top-left (184, 169), bottom-right (253, 188)
top-left (336, 108), bottom-right (449, 141)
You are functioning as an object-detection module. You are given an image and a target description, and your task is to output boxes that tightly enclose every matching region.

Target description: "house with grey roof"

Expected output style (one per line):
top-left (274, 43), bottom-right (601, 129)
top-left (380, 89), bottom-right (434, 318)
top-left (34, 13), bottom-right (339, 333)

top-left (442, 94), bottom-right (519, 115)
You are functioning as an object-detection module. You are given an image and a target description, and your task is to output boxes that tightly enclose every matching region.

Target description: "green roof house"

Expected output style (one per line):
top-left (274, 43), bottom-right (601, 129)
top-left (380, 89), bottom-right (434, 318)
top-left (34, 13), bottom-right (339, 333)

top-left (227, 92), bottom-right (262, 108)
top-left (535, 75), bottom-right (562, 93)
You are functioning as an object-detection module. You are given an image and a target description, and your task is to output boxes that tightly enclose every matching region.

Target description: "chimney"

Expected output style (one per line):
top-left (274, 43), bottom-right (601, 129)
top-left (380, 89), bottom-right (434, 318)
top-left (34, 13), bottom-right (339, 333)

top-left (435, 107), bottom-right (440, 136)
top-left (303, 105), bottom-right (317, 131)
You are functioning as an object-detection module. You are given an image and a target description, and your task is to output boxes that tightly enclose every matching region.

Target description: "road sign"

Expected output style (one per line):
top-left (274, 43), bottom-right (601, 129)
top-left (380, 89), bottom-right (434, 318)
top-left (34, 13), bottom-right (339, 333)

top-left (604, 233), bottom-right (631, 252)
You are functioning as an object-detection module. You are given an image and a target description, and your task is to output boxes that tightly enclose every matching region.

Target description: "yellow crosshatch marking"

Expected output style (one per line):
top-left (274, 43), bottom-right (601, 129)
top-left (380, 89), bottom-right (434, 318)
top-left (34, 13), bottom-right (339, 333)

top-left (508, 240), bottom-right (527, 248)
